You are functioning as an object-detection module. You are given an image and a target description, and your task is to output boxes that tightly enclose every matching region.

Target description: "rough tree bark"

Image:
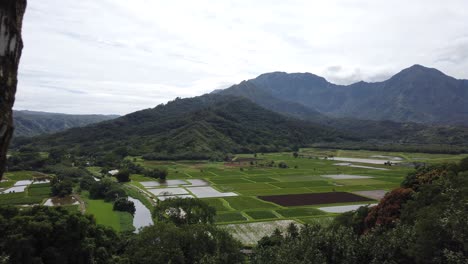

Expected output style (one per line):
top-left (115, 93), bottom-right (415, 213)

top-left (0, 0), bottom-right (26, 180)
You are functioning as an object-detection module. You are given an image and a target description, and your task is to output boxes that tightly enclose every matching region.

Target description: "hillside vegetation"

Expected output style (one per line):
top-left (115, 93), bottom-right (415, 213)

top-left (13, 95), bottom-right (345, 160)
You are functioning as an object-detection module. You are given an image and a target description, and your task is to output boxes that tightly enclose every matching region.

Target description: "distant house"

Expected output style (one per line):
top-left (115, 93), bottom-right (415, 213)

top-left (108, 169), bottom-right (119, 176)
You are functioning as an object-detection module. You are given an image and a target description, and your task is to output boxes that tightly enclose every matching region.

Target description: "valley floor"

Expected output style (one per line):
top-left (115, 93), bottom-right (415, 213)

top-left (1, 148), bottom-right (466, 243)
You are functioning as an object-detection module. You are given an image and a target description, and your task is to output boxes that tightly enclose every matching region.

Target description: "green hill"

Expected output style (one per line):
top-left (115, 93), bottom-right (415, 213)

top-left (14, 95), bottom-right (345, 159)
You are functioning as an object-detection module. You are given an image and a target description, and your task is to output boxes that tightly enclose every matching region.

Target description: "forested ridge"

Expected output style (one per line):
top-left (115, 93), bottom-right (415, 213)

top-left (12, 95), bottom-right (346, 160)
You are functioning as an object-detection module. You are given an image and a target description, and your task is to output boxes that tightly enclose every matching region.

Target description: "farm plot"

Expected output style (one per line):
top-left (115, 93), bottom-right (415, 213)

top-left (186, 179), bottom-right (208, 186)
top-left (201, 198), bottom-right (232, 211)
top-left (215, 212), bottom-right (247, 222)
top-left (271, 181), bottom-right (333, 188)
top-left (147, 187), bottom-right (189, 196)
top-left (276, 207), bottom-right (326, 217)
top-left (140, 180), bottom-right (188, 187)
top-left (158, 194), bottom-right (194, 201)
top-left (321, 174), bottom-right (373, 180)
top-left (217, 183), bottom-right (274, 191)
top-left (1, 185), bottom-right (27, 193)
top-left (245, 210), bottom-right (278, 220)
top-left (0, 183), bottom-right (51, 205)
top-left (247, 177), bottom-right (279, 183)
top-left (209, 178), bottom-right (252, 184)
top-left (259, 192), bottom-right (374, 206)
top-left (220, 220), bottom-right (299, 245)
top-left (334, 163), bottom-right (389, 171)
top-left (334, 179), bottom-right (391, 186)
top-left (187, 186), bottom-right (237, 198)
top-left (328, 157), bottom-right (402, 164)
top-left (224, 196), bottom-right (278, 210)
top-left (318, 203), bottom-right (377, 213)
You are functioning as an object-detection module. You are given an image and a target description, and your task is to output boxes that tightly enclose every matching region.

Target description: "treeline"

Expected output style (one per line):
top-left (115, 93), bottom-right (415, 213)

top-left (0, 197), bottom-right (244, 264)
top-left (313, 142), bottom-right (468, 154)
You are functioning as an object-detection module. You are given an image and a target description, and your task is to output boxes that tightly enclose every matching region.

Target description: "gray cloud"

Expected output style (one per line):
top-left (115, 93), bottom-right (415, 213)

top-left (15, 0), bottom-right (468, 114)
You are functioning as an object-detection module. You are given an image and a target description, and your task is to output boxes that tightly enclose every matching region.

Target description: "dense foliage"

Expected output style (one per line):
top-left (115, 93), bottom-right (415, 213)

top-left (115, 169), bottom-right (130, 183)
top-left (88, 179), bottom-right (126, 202)
top-left (123, 223), bottom-right (244, 264)
top-left (154, 197), bottom-right (216, 226)
top-left (113, 197), bottom-right (135, 215)
top-left (143, 168), bottom-right (168, 180)
top-left (0, 200), bottom-right (243, 264)
top-left (0, 206), bottom-right (120, 264)
top-left (50, 176), bottom-right (72, 197)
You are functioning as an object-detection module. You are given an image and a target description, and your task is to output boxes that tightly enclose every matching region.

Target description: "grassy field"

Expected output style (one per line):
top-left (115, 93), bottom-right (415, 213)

top-left (82, 192), bottom-right (134, 232)
top-left (0, 183), bottom-right (51, 205)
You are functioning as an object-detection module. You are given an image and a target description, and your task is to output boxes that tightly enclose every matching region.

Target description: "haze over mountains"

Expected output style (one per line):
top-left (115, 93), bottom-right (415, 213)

top-left (220, 65), bottom-right (468, 126)
top-left (13, 110), bottom-right (119, 137)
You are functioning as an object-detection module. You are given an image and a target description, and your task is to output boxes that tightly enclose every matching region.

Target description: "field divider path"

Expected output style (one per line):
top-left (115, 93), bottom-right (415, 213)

top-left (220, 198), bottom-right (235, 211)
top-left (243, 178), bottom-right (256, 183)
top-left (240, 211), bottom-right (253, 221)
top-left (265, 183), bottom-right (282, 189)
top-left (208, 171), bottom-right (219, 177)
top-left (271, 210), bottom-right (284, 219)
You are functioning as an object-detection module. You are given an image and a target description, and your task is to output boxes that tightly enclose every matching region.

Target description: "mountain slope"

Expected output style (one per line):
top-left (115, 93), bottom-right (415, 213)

top-left (13, 110), bottom-right (119, 137)
top-left (220, 65), bottom-right (468, 125)
top-left (15, 95), bottom-right (345, 159)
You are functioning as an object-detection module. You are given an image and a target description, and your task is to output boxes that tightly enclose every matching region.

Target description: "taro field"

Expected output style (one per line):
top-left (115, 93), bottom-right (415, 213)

top-left (126, 148), bottom-right (468, 243)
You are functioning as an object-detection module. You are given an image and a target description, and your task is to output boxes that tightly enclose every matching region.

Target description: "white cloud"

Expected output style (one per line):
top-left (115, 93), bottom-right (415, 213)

top-left (15, 0), bottom-right (468, 114)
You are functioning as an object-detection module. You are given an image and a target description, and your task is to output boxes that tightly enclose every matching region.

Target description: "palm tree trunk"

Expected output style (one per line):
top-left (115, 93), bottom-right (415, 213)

top-left (0, 0), bottom-right (27, 180)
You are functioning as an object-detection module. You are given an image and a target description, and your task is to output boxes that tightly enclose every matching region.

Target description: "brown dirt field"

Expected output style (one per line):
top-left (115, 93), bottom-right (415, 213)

top-left (259, 192), bottom-right (374, 206)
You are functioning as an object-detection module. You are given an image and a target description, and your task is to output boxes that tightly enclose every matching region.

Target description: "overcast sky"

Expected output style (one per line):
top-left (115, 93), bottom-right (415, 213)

top-left (15, 0), bottom-right (468, 115)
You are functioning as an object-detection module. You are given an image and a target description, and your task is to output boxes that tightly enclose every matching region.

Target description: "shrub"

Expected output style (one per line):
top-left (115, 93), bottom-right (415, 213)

top-left (113, 197), bottom-right (135, 214)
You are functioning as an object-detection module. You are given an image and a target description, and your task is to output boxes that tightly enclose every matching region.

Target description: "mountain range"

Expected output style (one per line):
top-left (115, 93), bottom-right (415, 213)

top-left (219, 64), bottom-right (468, 126)
top-left (13, 110), bottom-right (119, 137)
top-left (13, 65), bottom-right (468, 157)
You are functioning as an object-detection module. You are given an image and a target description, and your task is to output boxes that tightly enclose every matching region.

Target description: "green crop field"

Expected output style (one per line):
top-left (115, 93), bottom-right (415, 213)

top-left (245, 210), bottom-right (279, 220)
top-left (215, 212), bottom-right (247, 222)
top-left (4, 171), bottom-right (37, 181)
top-left (126, 148), bottom-right (468, 228)
top-left (276, 207), bottom-right (327, 217)
top-left (1, 148), bottom-right (466, 244)
top-left (0, 183), bottom-right (51, 205)
top-left (82, 192), bottom-right (134, 232)
top-left (202, 198), bottom-right (232, 211)
top-left (223, 196), bottom-right (279, 210)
